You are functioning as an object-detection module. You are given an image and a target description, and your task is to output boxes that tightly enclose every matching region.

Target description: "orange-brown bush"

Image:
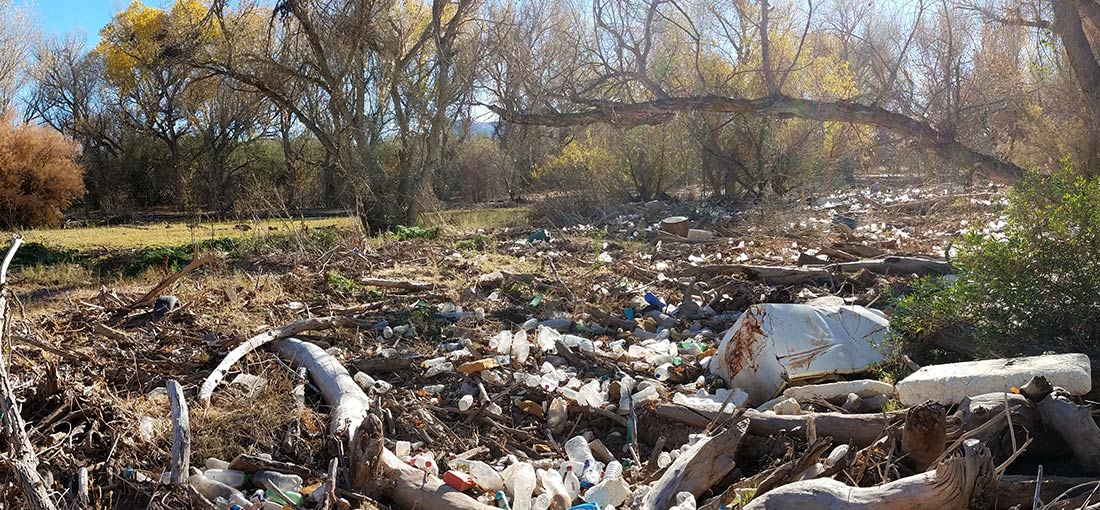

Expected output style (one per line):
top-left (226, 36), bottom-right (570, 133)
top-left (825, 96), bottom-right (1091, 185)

top-left (0, 115), bottom-right (85, 228)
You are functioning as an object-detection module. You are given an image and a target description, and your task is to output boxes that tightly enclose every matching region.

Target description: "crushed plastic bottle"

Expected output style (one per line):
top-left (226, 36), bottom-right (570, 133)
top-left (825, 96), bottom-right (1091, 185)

top-left (450, 458), bottom-right (505, 492)
top-left (582, 477), bottom-right (631, 507)
top-left (424, 362), bottom-right (454, 378)
top-left (190, 472), bottom-right (248, 504)
top-left (603, 461), bottom-right (623, 480)
top-left (411, 453), bottom-right (439, 476)
top-left (503, 462), bottom-right (536, 510)
top-left (251, 471), bottom-right (303, 493)
top-left (512, 330), bottom-right (531, 363)
top-left (204, 468), bottom-right (246, 488)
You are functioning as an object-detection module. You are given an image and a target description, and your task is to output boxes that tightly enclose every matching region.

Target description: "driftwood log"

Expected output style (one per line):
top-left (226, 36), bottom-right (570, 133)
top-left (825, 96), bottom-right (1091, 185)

top-left (0, 235), bottom-right (60, 510)
top-left (272, 337), bottom-right (496, 510)
top-left (166, 379), bottom-right (191, 485)
top-left (639, 420), bottom-right (750, 510)
top-left (744, 439), bottom-right (995, 510)
top-left (680, 256), bottom-right (950, 285)
top-left (1021, 376), bottom-right (1100, 474)
top-left (199, 316), bottom-right (365, 404)
top-left (655, 403), bottom-right (902, 447)
top-left (902, 401), bottom-right (946, 472)
top-left (359, 277), bottom-right (434, 291)
top-left (995, 475), bottom-right (1100, 510)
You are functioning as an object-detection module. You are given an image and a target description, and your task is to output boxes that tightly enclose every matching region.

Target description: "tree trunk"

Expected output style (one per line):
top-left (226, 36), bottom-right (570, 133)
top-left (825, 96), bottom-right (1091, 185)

top-left (1053, 0), bottom-right (1100, 174)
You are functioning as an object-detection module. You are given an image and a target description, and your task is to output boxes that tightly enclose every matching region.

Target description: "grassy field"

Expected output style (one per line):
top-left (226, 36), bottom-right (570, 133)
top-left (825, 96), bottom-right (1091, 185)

top-left (18, 206), bottom-right (529, 251)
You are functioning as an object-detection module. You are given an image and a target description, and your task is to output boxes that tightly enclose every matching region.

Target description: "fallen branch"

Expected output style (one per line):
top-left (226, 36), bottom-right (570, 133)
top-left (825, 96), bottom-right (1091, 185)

top-left (199, 316), bottom-right (364, 405)
top-left (744, 439), bottom-right (995, 510)
top-left (640, 420), bottom-right (750, 510)
top-left (166, 379), bottom-right (190, 485)
top-left (1022, 376), bottom-right (1100, 474)
top-left (680, 256), bottom-right (951, 284)
top-left (0, 235), bottom-right (60, 510)
top-left (271, 337), bottom-right (496, 510)
top-left (655, 403), bottom-right (902, 447)
top-left (360, 277), bottom-right (434, 291)
top-left (121, 252), bottom-right (216, 313)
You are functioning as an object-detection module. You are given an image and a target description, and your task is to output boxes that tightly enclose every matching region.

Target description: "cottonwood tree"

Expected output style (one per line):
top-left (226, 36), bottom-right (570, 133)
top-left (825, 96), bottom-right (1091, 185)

top-left (0, 0), bottom-right (37, 115)
top-left (488, 0), bottom-right (1030, 183)
top-left (199, 0), bottom-right (480, 230)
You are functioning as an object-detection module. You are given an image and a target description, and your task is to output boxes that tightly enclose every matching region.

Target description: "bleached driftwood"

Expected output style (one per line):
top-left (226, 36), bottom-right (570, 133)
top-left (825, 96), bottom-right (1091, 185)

top-left (640, 420), bottom-right (749, 510)
top-left (0, 235), bottom-right (60, 510)
top-left (744, 439), bottom-right (995, 510)
top-left (166, 379), bottom-right (191, 485)
top-left (199, 316), bottom-right (363, 404)
top-left (72, 467), bottom-right (90, 509)
top-left (272, 337), bottom-right (496, 510)
top-left (655, 403), bottom-right (901, 447)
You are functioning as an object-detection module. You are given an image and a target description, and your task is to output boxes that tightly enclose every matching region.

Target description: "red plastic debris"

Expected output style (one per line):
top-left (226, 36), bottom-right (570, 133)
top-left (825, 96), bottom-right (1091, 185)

top-left (443, 470), bottom-right (476, 491)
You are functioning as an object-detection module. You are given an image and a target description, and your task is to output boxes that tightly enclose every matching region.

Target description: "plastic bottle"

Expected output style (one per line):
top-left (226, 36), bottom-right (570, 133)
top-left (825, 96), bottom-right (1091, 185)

top-left (539, 374), bottom-right (560, 392)
top-left (512, 330), bottom-right (531, 363)
top-left (353, 371), bottom-right (394, 394)
top-left (494, 490), bottom-right (511, 509)
top-left (674, 491), bottom-right (697, 510)
top-left (441, 339), bottom-right (472, 352)
top-left (603, 461), bottom-right (623, 480)
top-left (563, 468), bottom-right (581, 502)
top-left (493, 331), bottom-right (513, 355)
top-left (190, 472), bottom-right (248, 504)
top-left (582, 477), bottom-right (631, 507)
top-left (422, 384), bottom-right (445, 394)
top-left (264, 488), bottom-right (303, 507)
top-left (251, 471), bottom-right (303, 493)
top-left (547, 398), bottom-right (568, 431)
top-left (487, 402), bottom-right (503, 415)
top-left (504, 462), bottom-right (535, 510)
top-left (422, 356), bottom-right (448, 368)
top-left (411, 453), bottom-right (439, 476)
top-left (631, 385), bottom-right (659, 405)
top-left (205, 458), bottom-right (230, 470)
top-left (458, 394), bottom-right (475, 411)
top-left (564, 436), bottom-right (595, 465)
top-left (520, 318), bottom-right (539, 330)
top-left (657, 451), bottom-right (672, 468)
top-left (535, 326), bottom-right (561, 352)
top-left (654, 363), bottom-right (673, 381)
top-left (449, 458), bottom-right (505, 492)
top-left (538, 468), bottom-right (572, 507)
top-left (424, 362), bottom-right (454, 378)
top-left (204, 468), bottom-right (246, 488)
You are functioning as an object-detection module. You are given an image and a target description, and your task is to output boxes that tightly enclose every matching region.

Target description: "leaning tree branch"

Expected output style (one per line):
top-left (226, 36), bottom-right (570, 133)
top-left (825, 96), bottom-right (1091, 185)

top-left (489, 94), bottom-right (1025, 183)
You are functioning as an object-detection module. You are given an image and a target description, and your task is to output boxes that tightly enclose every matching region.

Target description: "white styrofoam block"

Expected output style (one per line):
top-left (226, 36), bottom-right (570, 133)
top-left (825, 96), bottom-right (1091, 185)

top-left (896, 353), bottom-right (1091, 406)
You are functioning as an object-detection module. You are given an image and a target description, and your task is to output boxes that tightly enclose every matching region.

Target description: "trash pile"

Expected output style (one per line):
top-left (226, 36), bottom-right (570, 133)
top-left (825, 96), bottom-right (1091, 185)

top-left (5, 182), bottom-right (1100, 510)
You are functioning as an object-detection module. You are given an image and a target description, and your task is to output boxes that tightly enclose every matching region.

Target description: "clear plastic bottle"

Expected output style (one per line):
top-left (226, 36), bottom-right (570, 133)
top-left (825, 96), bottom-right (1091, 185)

top-left (449, 458), bottom-right (505, 492)
top-left (251, 471), bottom-right (303, 493)
top-left (520, 318), bottom-right (539, 330)
top-left (564, 436), bottom-right (595, 465)
top-left (512, 330), bottom-right (531, 363)
top-left (505, 462), bottom-right (536, 510)
top-left (424, 362), bottom-right (454, 378)
top-left (205, 458), bottom-right (230, 470)
top-left (631, 385), bottom-right (659, 405)
top-left (582, 477), bottom-right (631, 507)
top-left (493, 331), bottom-right (513, 355)
top-left (203, 468), bottom-right (246, 488)
top-left (603, 461), bottom-right (623, 480)
top-left (654, 363), bottom-right (673, 380)
top-left (422, 384), bottom-right (445, 394)
top-left (190, 472), bottom-right (248, 503)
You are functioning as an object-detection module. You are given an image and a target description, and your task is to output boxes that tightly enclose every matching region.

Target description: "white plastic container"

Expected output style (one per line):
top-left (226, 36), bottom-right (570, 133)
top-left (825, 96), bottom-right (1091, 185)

top-left (203, 468), bottom-right (246, 488)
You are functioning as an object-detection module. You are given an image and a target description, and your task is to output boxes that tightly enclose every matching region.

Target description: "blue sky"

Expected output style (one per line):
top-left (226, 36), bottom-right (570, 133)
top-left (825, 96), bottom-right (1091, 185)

top-left (14, 0), bottom-right (121, 47)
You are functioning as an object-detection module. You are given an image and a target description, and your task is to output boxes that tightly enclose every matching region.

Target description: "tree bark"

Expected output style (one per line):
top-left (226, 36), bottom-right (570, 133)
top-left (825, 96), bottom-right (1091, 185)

top-left (902, 401), bottom-right (947, 472)
top-left (1023, 376), bottom-right (1100, 474)
top-left (166, 379), bottom-right (191, 485)
top-left (1053, 0), bottom-right (1100, 173)
top-left (490, 95), bottom-right (1025, 183)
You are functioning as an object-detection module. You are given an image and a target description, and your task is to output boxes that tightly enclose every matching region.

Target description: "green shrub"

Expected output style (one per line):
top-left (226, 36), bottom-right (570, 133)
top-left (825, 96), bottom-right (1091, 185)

top-left (892, 169), bottom-right (1100, 356)
top-left (393, 225), bottom-right (440, 241)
